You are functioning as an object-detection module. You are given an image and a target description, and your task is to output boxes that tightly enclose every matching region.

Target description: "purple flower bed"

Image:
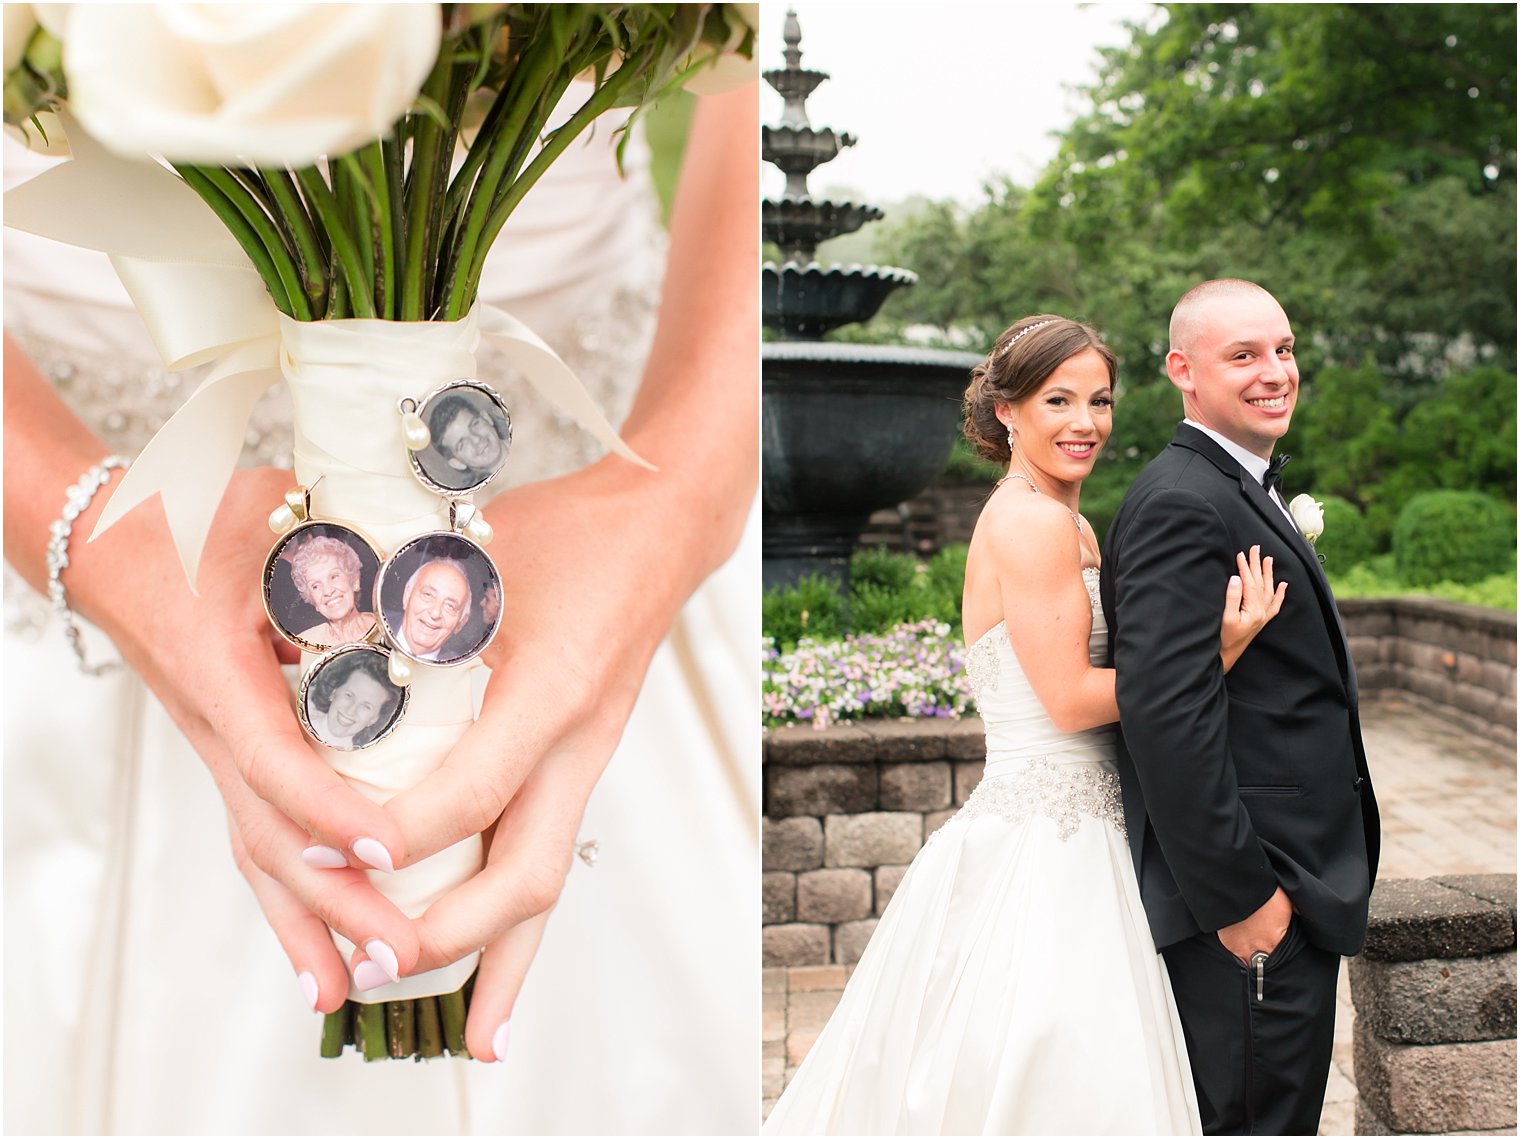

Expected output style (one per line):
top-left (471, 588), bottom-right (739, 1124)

top-left (762, 619), bottom-right (974, 730)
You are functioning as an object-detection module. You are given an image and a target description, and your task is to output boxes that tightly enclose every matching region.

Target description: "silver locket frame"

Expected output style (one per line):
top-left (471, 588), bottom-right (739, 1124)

top-left (374, 529), bottom-right (503, 668)
top-left (262, 519), bottom-right (385, 654)
top-left (297, 643), bottom-right (410, 752)
top-left (404, 379), bottom-right (513, 498)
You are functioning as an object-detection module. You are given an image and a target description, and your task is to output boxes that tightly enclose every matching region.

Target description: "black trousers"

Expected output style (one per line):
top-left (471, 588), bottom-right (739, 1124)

top-left (1161, 917), bottom-right (1342, 1136)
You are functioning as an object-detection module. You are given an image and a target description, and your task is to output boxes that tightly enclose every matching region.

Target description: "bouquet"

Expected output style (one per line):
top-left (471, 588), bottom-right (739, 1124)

top-left (4, 2), bottom-right (754, 1061)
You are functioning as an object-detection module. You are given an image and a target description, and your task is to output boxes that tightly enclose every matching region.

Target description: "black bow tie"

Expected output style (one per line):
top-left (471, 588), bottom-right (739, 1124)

top-left (1262, 453), bottom-right (1291, 496)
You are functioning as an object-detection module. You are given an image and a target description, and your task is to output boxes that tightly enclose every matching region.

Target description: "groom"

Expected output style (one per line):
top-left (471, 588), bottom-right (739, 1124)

top-left (1100, 279), bottom-right (1380, 1135)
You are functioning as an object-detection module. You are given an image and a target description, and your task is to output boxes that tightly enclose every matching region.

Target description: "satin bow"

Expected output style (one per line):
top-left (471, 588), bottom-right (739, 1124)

top-left (4, 112), bottom-right (652, 590)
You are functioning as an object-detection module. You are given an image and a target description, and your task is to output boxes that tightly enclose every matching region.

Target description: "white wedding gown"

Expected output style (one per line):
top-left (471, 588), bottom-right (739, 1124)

top-left (4, 97), bottom-right (758, 1136)
top-left (764, 568), bottom-right (1200, 1136)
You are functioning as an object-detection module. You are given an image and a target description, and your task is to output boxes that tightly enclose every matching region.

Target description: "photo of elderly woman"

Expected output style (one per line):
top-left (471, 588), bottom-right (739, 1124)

top-left (266, 524), bottom-right (381, 650)
top-left (301, 645), bottom-right (406, 751)
top-left (411, 382), bottom-right (513, 493)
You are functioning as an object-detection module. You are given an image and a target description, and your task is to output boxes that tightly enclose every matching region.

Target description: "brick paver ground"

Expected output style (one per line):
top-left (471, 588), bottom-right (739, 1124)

top-left (762, 696), bottom-right (1516, 1131)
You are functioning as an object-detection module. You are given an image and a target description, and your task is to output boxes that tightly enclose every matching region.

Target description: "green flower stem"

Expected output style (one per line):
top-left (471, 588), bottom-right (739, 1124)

top-left (334, 156), bottom-right (377, 309)
top-left (416, 997), bottom-right (444, 1059)
top-left (190, 166), bottom-right (311, 321)
top-left (439, 987), bottom-right (469, 1056)
top-left (175, 164), bottom-right (301, 319)
top-left (439, 30), bottom-right (565, 320)
top-left (377, 134), bottom-right (406, 320)
top-left (319, 1007), bottom-right (348, 1058)
top-left (449, 47), bottom-right (650, 319)
top-left (294, 166), bottom-right (376, 319)
top-left (386, 1000), bottom-right (416, 1060)
top-left (400, 50), bottom-right (466, 321)
top-left (327, 258), bottom-right (350, 320)
top-left (356, 1001), bottom-right (387, 1061)
top-left (354, 145), bottom-right (394, 319)
top-left (261, 167), bottom-right (328, 312)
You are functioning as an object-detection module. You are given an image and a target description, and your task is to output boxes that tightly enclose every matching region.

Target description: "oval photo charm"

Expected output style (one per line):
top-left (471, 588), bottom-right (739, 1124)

top-left (299, 644), bottom-right (409, 751)
top-left (408, 380), bottom-right (512, 496)
top-left (376, 532), bottom-right (502, 667)
top-left (264, 522), bottom-right (384, 653)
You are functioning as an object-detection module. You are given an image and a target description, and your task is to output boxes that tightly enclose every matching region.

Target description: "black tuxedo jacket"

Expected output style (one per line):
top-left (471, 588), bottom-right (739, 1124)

top-left (1100, 424), bottom-right (1380, 956)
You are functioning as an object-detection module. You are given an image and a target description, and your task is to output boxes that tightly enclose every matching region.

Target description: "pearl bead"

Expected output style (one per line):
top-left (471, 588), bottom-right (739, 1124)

top-left (387, 652), bottom-right (412, 686)
top-left (402, 410), bottom-right (431, 451)
top-left (268, 503), bottom-right (296, 533)
top-left (466, 514), bottom-right (494, 545)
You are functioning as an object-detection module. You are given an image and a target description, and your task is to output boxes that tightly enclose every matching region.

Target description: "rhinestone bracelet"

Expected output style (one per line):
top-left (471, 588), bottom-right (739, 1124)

top-left (46, 455), bottom-right (131, 675)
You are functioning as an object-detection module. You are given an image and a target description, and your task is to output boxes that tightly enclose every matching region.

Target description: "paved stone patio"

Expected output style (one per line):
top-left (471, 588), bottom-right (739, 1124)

top-left (762, 696), bottom-right (1517, 1132)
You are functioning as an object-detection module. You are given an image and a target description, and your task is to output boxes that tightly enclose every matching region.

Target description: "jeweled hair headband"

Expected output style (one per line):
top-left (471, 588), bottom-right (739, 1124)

top-left (996, 318), bottom-right (1060, 359)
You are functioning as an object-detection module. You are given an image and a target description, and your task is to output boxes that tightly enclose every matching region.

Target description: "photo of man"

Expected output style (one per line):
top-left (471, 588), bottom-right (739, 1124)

top-left (412, 384), bottom-right (513, 493)
top-left (378, 534), bottom-right (502, 665)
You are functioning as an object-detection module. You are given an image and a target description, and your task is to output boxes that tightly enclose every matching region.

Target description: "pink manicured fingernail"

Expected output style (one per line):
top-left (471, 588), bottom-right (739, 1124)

top-left (301, 844), bottom-right (348, 869)
top-left (491, 1019), bottom-right (511, 1063)
top-left (353, 961), bottom-right (391, 992)
top-left (298, 971), bottom-right (319, 1010)
top-left (364, 938), bottom-right (400, 983)
top-left (351, 837), bottom-right (394, 873)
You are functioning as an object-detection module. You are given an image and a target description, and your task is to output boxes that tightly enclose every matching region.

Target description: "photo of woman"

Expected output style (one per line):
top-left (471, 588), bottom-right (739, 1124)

top-left (302, 645), bottom-right (406, 750)
top-left (266, 524), bottom-right (381, 650)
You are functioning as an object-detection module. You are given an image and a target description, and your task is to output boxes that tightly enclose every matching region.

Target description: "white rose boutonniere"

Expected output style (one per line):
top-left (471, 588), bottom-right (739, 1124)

top-left (1289, 493), bottom-right (1325, 543)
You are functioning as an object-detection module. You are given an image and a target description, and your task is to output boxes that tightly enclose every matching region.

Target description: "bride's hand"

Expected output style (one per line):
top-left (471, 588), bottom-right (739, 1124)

top-left (4, 344), bottom-right (417, 1010)
top-left (1219, 545), bottom-right (1286, 673)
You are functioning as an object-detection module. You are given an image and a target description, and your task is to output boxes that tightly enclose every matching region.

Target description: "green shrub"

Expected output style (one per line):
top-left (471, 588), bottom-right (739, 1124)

top-left (1392, 491), bottom-right (1515, 586)
top-left (850, 546), bottom-right (917, 594)
top-left (923, 544), bottom-right (968, 606)
top-left (762, 546), bottom-right (971, 643)
top-left (1329, 557), bottom-right (1516, 612)
top-left (942, 437), bottom-right (1004, 485)
top-left (1314, 494), bottom-right (1380, 569)
top-left (762, 573), bottom-right (846, 647)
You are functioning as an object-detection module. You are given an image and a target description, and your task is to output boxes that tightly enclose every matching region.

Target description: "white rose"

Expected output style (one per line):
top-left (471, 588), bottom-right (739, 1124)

top-left (1289, 493), bottom-right (1325, 543)
top-left (62, 4), bottom-right (442, 166)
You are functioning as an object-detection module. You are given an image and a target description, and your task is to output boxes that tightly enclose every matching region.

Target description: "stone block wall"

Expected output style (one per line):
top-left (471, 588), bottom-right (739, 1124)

top-left (1350, 875), bottom-right (1517, 1135)
top-left (860, 482), bottom-right (987, 556)
top-left (1337, 598), bottom-right (1513, 746)
top-left (762, 718), bottom-right (986, 966)
top-left (763, 598), bottom-right (1515, 966)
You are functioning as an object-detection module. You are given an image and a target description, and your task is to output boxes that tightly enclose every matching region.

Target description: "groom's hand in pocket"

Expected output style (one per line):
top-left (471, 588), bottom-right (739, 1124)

top-left (1216, 884), bottom-right (1293, 964)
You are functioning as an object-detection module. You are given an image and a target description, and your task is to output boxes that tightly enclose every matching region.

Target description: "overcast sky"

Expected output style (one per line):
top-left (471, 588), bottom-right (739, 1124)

top-left (761, 2), bottom-right (1158, 204)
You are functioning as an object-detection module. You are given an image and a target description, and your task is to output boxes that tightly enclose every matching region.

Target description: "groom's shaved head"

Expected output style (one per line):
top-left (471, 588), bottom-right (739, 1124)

top-left (1169, 279), bottom-right (1277, 356)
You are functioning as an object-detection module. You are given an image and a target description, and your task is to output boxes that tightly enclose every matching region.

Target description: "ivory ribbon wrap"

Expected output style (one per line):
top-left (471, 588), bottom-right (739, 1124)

top-left (4, 112), bottom-right (655, 1003)
top-left (282, 313), bottom-right (486, 1003)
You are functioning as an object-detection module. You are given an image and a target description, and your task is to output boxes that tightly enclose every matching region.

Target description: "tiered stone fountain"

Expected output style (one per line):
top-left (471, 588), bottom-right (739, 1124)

top-left (762, 10), bottom-right (979, 589)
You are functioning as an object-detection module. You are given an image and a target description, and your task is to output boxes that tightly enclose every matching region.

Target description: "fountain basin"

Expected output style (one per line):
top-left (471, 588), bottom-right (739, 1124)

top-left (762, 341), bottom-right (982, 589)
top-left (763, 261), bottom-right (917, 340)
top-left (763, 198), bottom-right (884, 260)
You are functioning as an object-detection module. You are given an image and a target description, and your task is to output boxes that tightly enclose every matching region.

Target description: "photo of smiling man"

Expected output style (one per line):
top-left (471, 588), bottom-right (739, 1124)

top-left (377, 533), bottom-right (503, 666)
top-left (412, 383), bottom-right (514, 493)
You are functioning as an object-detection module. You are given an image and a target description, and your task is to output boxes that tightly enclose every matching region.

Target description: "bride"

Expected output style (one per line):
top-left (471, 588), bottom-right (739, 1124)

top-left (764, 315), bottom-right (1286, 1135)
top-left (4, 78), bottom-right (758, 1135)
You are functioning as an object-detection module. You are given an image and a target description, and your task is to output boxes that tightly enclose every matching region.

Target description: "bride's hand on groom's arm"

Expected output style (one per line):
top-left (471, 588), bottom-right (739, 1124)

top-left (1219, 545), bottom-right (1287, 672)
top-left (4, 338), bottom-right (420, 1011)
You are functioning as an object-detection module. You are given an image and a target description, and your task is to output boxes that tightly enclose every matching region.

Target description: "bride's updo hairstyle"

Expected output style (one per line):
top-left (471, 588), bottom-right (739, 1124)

top-left (963, 315), bottom-right (1118, 463)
